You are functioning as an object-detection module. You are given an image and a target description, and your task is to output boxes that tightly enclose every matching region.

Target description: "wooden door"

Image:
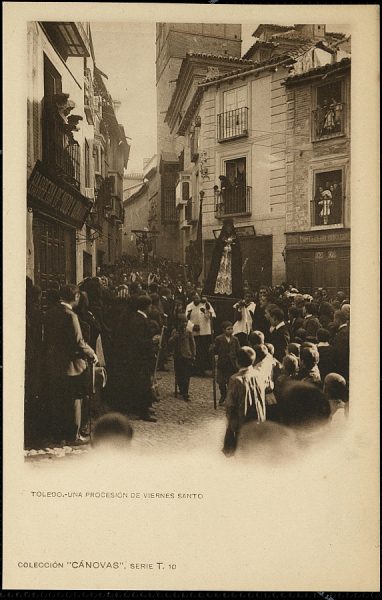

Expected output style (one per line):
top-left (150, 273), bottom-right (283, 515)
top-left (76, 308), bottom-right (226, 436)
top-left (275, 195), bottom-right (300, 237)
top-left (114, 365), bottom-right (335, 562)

top-left (240, 235), bottom-right (272, 291)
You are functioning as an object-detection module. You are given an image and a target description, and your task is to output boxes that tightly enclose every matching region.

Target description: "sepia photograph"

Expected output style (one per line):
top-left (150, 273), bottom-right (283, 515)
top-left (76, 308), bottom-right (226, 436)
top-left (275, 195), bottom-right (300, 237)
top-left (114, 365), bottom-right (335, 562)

top-left (24, 19), bottom-right (352, 454)
top-left (3, 2), bottom-right (379, 592)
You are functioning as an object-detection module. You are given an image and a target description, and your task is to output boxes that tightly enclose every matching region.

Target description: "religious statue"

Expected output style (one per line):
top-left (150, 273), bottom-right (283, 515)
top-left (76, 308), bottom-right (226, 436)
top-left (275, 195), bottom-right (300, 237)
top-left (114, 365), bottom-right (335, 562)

top-left (203, 219), bottom-right (243, 298)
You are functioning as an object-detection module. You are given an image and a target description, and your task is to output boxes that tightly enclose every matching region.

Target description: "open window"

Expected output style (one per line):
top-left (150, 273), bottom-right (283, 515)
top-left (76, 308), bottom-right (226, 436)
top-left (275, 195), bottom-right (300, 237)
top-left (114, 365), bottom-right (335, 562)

top-left (312, 169), bottom-right (344, 226)
top-left (312, 80), bottom-right (345, 141)
top-left (218, 86), bottom-right (248, 142)
top-left (215, 157), bottom-right (251, 217)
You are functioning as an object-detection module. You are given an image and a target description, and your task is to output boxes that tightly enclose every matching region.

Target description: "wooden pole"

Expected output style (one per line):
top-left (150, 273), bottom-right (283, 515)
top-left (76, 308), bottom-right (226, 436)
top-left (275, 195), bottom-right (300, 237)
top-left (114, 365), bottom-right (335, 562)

top-left (210, 310), bottom-right (217, 410)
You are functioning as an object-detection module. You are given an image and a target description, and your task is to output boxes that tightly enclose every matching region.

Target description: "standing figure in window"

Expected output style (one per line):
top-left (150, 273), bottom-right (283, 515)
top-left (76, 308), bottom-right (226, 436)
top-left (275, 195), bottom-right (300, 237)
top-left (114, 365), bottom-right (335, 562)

top-left (332, 98), bottom-right (343, 133)
top-left (315, 186), bottom-right (324, 225)
top-left (235, 162), bottom-right (246, 214)
top-left (330, 182), bottom-right (342, 224)
top-left (318, 185), bottom-right (333, 225)
top-left (323, 99), bottom-right (336, 134)
top-left (203, 218), bottom-right (243, 298)
top-left (315, 104), bottom-right (325, 138)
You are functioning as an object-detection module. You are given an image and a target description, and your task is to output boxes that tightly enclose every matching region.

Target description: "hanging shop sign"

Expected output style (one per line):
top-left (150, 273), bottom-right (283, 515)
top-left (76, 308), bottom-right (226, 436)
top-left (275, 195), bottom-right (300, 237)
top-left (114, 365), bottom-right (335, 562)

top-left (27, 160), bottom-right (92, 228)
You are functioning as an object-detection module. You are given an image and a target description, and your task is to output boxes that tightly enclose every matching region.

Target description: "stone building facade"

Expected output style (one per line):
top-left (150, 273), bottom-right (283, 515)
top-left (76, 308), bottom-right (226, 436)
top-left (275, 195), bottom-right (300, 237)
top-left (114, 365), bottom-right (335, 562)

top-left (122, 156), bottom-right (158, 258)
top-left (284, 54), bottom-right (351, 295)
top-left (197, 57), bottom-right (294, 290)
top-left (154, 23), bottom-right (243, 260)
top-left (26, 21), bottom-right (129, 291)
top-left (156, 23), bottom-right (349, 291)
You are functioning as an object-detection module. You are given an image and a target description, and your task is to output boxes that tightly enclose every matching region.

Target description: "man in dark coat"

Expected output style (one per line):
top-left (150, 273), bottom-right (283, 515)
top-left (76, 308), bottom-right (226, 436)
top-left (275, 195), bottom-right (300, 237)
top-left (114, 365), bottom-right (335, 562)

top-left (44, 284), bottom-right (98, 443)
top-left (332, 310), bottom-right (350, 383)
top-left (268, 306), bottom-right (290, 364)
top-left (124, 295), bottom-right (160, 422)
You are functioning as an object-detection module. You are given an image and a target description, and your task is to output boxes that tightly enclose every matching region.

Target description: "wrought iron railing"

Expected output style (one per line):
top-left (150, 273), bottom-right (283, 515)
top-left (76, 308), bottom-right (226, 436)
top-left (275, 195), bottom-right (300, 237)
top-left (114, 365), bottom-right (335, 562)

top-left (214, 185), bottom-right (252, 218)
top-left (312, 102), bottom-right (345, 141)
top-left (46, 115), bottom-right (81, 190)
top-left (217, 107), bottom-right (248, 142)
top-left (190, 128), bottom-right (200, 162)
top-left (185, 197), bottom-right (194, 224)
top-left (84, 67), bottom-right (94, 125)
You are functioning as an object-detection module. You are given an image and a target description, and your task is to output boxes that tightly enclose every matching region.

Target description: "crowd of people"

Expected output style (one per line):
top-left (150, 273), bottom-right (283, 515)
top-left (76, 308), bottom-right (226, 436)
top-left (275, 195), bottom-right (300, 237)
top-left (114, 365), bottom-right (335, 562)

top-left (25, 268), bottom-right (350, 456)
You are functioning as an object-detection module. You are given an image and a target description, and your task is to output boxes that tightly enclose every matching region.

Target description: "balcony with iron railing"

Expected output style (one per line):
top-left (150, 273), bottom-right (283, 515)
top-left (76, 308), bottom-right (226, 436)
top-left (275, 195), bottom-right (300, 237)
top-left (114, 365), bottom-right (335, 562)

top-left (214, 184), bottom-right (252, 218)
top-left (161, 186), bottom-right (179, 224)
top-left (52, 121), bottom-right (81, 190)
top-left (190, 128), bottom-right (200, 162)
top-left (312, 102), bottom-right (345, 141)
top-left (84, 67), bottom-right (95, 125)
top-left (43, 103), bottom-right (81, 190)
top-left (104, 196), bottom-right (124, 222)
top-left (217, 107), bottom-right (249, 142)
top-left (185, 197), bottom-right (198, 225)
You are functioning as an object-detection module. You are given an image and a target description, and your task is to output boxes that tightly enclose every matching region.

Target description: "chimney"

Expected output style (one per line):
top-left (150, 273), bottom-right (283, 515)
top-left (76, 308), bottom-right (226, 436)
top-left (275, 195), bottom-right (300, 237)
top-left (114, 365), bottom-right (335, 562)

top-left (295, 24), bottom-right (326, 41)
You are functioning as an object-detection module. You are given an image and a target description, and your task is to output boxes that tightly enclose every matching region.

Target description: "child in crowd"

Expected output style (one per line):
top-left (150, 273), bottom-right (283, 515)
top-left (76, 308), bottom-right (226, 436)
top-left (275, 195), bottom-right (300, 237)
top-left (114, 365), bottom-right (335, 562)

top-left (287, 342), bottom-right (300, 360)
top-left (275, 354), bottom-right (299, 401)
top-left (323, 372), bottom-right (349, 423)
top-left (294, 327), bottom-right (307, 344)
top-left (223, 346), bottom-right (266, 456)
top-left (298, 346), bottom-right (321, 387)
top-left (168, 314), bottom-right (196, 401)
top-left (263, 343), bottom-right (282, 421)
top-left (212, 321), bottom-right (240, 405)
top-left (249, 330), bottom-right (265, 348)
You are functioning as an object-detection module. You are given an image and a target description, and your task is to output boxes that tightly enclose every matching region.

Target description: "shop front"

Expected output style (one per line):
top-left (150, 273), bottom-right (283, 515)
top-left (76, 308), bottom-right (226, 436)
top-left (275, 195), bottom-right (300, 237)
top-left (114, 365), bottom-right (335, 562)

top-left (285, 229), bottom-right (350, 297)
top-left (27, 160), bottom-right (92, 292)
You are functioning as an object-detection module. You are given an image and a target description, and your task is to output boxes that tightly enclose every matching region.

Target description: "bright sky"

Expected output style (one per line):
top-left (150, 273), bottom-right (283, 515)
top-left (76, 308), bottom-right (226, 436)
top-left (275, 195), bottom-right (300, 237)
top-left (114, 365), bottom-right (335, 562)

top-left (90, 22), bottom-right (350, 174)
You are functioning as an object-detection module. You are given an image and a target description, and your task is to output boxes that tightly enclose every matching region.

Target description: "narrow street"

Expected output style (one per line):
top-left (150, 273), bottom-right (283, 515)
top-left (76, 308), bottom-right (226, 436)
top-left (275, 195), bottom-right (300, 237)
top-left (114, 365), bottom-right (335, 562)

top-left (25, 361), bottom-right (227, 462)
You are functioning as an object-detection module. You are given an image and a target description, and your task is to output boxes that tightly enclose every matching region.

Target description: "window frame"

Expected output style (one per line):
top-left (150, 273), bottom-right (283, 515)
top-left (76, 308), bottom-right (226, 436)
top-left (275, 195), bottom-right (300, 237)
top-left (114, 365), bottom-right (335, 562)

top-left (312, 76), bottom-right (346, 143)
top-left (310, 165), bottom-right (346, 229)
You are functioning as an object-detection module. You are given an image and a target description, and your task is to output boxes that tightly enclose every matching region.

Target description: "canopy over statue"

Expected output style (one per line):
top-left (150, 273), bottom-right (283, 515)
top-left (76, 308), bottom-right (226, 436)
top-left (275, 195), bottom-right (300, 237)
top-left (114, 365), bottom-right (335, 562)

top-left (203, 219), bottom-right (244, 299)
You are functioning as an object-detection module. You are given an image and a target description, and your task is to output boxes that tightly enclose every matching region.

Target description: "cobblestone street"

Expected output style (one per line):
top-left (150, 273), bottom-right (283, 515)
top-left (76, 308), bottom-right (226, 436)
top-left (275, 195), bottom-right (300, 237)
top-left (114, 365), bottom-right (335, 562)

top-left (25, 360), bottom-right (227, 462)
top-left (132, 363), bottom-right (226, 452)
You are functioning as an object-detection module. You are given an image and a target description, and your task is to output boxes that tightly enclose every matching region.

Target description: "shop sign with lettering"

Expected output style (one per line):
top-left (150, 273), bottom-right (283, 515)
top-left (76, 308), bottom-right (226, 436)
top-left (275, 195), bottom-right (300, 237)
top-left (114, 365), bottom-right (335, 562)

top-left (286, 229), bottom-right (350, 248)
top-left (27, 160), bottom-right (92, 228)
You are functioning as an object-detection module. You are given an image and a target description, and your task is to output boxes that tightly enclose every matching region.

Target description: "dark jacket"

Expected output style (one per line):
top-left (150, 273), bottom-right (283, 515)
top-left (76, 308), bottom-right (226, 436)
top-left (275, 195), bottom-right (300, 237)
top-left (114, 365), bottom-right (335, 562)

top-left (332, 325), bottom-right (350, 381)
top-left (317, 344), bottom-right (336, 382)
top-left (252, 306), bottom-right (270, 337)
top-left (213, 334), bottom-right (240, 372)
top-left (268, 324), bottom-right (290, 363)
top-left (169, 330), bottom-right (196, 361)
top-left (287, 316), bottom-right (305, 340)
